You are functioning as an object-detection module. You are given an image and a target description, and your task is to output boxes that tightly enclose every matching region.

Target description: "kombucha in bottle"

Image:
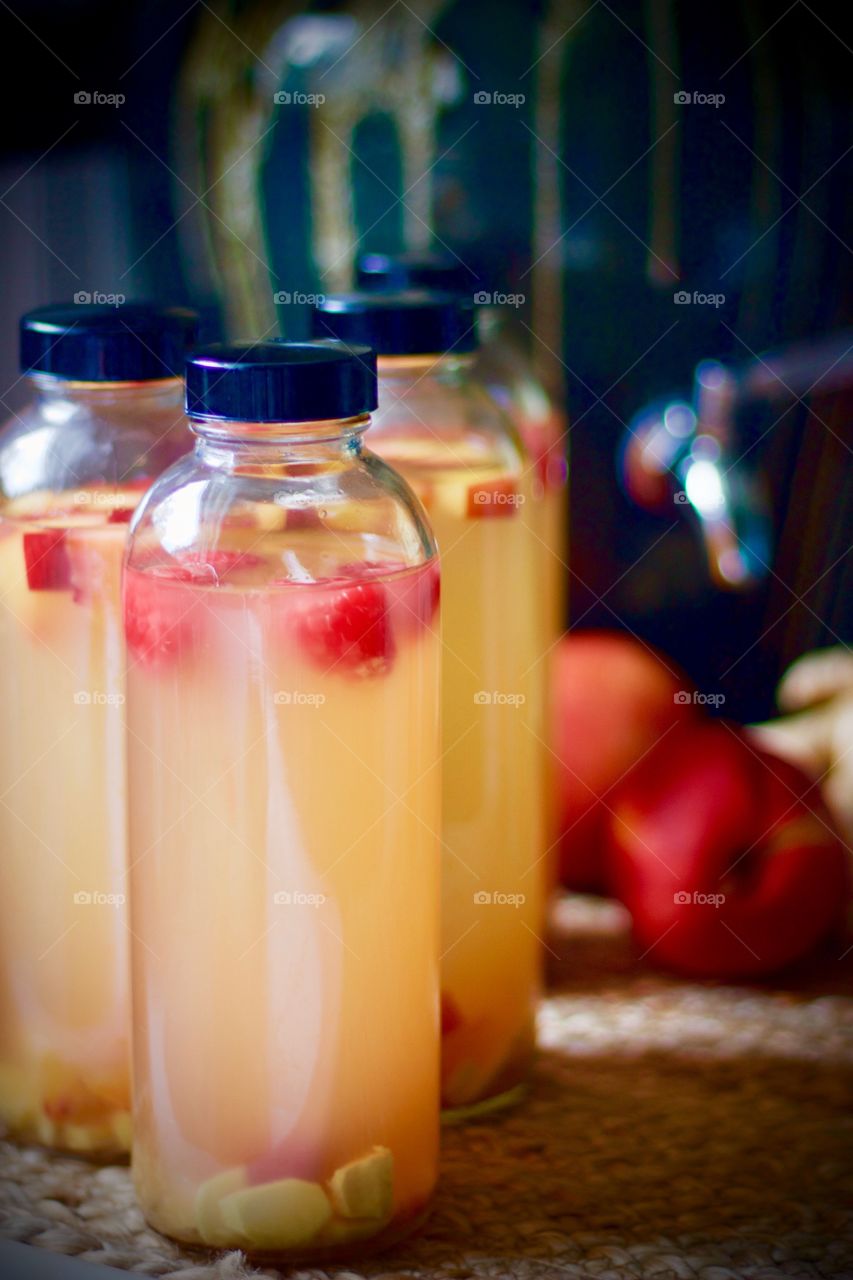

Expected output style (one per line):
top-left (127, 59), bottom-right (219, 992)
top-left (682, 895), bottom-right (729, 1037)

top-left (125, 341), bottom-right (441, 1260)
top-left (357, 251), bottom-right (568, 640)
top-left (314, 292), bottom-right (546, 1116)
top-left (0, 302), bottom-right (199, 1157)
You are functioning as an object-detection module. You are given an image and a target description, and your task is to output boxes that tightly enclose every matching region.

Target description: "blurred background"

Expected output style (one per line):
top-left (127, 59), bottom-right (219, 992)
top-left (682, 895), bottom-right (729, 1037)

top-left (1, 0), bottom-right (850, 722)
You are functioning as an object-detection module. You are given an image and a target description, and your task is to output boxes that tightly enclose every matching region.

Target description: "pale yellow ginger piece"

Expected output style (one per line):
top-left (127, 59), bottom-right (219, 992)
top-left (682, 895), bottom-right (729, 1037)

top-left (254, 505), bottom-right (287, 532)
top-left (195, 1167), bottom-right (248, 1246)
top-left (34, 1114), bottom-right (59, 1147)
top-left (111, 1110), bottom-right (133, 1151)
top-left (0, 1065), bottom-right (35, 1127)
top-left (328, 1145), bottom-right (393, 1220)
top-left (219, 1177), bottom-right (331, 1250)
top-left (63, 1121), bottom-right (115, 1152)
top-left (428, 474), bottom-right (470, 520)
top-left (318, 1215), bottom-right (385, 1245)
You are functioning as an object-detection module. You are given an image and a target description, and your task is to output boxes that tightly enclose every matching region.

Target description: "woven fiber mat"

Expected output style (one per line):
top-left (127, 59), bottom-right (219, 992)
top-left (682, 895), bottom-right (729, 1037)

top-left (2, 896), bottom-right (852, 1280)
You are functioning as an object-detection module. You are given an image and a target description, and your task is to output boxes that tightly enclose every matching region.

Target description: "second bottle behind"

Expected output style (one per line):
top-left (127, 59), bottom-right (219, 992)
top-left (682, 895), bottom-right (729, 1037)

top-left (313, 292), bottom-right (547, 1116)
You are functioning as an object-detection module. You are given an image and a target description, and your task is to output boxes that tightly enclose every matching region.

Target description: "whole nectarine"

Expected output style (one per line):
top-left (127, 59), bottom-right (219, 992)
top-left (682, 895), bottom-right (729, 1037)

top-left (551, 630), bottom-right (695, 892)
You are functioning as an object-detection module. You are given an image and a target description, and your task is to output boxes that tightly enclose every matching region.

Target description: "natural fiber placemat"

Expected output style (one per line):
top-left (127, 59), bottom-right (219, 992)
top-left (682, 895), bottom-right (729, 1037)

top-left (2, 896), bottom-right (852, 1280)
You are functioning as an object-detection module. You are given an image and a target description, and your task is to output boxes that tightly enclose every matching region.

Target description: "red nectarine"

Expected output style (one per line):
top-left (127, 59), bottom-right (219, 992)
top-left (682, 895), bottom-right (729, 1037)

top-left (551, 630), bottom-right (695, 892)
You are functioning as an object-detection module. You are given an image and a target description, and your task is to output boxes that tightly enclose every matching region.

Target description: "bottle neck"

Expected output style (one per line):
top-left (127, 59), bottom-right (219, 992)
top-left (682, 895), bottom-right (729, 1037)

top-left (29, 373), bottom-right (185, 412)
top-left (190, 413), bottom-right (371, 467)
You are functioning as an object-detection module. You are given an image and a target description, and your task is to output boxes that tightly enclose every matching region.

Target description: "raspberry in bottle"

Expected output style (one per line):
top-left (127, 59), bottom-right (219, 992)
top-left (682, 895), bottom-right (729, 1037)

top-left (313, 292), bottom-right (546, 1117)
top-left (0, 302), bottom-right (199, 1157)
top-left (124, 341), bottom-right (441, 1260)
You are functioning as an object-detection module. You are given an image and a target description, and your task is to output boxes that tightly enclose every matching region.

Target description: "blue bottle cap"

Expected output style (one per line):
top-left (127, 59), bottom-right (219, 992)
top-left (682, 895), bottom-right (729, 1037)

top-left (356, 250), bottom-right (470, 294)
top-left (186, 340), bottom-right (377, 423)
top-left (20, 302), bottom-right (200, 382)
top-left (312, 290), bottom-right (477, 357)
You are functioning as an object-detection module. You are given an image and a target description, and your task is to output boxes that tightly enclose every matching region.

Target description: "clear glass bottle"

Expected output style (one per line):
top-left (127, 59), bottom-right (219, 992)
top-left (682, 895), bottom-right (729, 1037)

top-left (313, 293), bottom-right (546, 1117)
top-left (125, 341), bottom-right (441, 1260)
top-left (357, 252), bottom-right (569, 639)
top-left (0, 302), bottom-right (199, 1158)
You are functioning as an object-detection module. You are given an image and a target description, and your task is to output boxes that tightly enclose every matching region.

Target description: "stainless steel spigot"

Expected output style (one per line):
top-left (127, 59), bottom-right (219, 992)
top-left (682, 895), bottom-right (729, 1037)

top-left (620, 332), bottom-right (853, 590)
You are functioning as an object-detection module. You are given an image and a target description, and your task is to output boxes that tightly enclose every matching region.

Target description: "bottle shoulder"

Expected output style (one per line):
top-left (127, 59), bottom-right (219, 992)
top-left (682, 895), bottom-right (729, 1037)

top-left (126, 441), bottom-right (437, 583)
top-left (0, 394), bottom-right (190, 501)
top-left (370, 372), bottom-right (526, 475)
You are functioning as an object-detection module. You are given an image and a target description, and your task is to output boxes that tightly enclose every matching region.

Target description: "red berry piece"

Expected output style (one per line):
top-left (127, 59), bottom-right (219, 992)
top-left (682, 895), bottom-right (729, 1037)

top-left (386, 560), bottom-right (440, 633)
top-left (123, 569), bottom-right (199, 668)
top-left (291, 580), bottom-right (395, 677)
top-left (107, 507), bottom-right (136, 524)
top-left (23, 529), bottom-right (72, 590)
top-left (338, 560), bottom-right (439, 634)
top-left (440, 991), bottom-right (463, 1037)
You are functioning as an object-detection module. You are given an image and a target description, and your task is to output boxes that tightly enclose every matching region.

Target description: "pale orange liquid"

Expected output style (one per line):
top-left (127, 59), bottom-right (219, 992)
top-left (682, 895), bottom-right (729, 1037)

top-left (366, 432), bottom-right (546, 1111)
top-left (126, 547), bottom-right (441, 1256)
top-left (517, 410), bottom-right (568, 904)
top-left (0, 488), bottom-right (140, 1155)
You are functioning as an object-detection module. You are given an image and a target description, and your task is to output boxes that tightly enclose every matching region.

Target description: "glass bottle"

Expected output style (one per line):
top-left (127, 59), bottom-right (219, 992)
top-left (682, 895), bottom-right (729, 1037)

top-left (356, 251), bottom-right (569, 639)
top-left (0, 302), bottom-right (199, 1158)
top-left (313, 293), bottom-right (545, 1117)
top-left (125, 341), bottom-right (441, 1260)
